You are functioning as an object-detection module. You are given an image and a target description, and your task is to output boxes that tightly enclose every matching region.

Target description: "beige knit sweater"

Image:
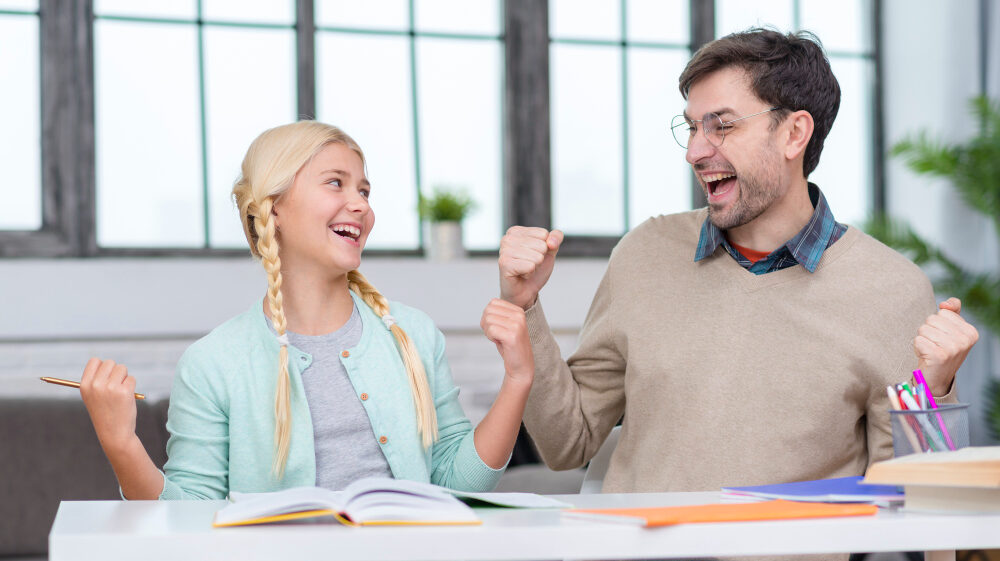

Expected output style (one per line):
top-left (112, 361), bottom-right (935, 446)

top-left (524, 208), bottom-right (953, 493)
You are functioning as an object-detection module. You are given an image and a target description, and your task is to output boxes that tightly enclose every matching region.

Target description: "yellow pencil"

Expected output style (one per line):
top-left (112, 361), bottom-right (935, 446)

top-left (39, 376), bottom-right (146, 400)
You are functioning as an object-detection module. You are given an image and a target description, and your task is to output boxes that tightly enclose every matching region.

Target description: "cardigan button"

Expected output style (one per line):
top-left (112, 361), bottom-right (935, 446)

top-left (360, 393), bottom-right (369, 401)
top-left (379, 436), bottom-right (388, 445)
top-left (341, 350), bottom-right (350, 358)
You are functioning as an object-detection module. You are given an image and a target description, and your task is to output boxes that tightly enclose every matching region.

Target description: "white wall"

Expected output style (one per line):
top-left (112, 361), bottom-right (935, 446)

top-left (0, 257), bottom-right (604, 424)
top-left (883, 0), bottom-right (999, 444)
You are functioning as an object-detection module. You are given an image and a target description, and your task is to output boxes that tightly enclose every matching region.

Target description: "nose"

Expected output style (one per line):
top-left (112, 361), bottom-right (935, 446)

top-left (685, 125), bottom-right (717, 165)
top-left (346, 189), bottom-right (370, 213)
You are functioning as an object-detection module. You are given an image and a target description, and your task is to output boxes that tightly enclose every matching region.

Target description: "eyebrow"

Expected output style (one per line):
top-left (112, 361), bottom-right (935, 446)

top-left (683, 107), bottom-right (738, 120)
top-left (321, 168), bottom-right (371, 187)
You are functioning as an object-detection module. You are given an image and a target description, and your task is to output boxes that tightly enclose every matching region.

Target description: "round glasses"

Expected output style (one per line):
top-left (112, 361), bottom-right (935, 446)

top-left (670, 107), bottom-right (782, 149)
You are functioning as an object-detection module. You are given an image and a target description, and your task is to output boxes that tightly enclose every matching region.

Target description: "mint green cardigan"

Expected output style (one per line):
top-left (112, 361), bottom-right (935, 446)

top-left (158, 291), bottom-right (503, 499)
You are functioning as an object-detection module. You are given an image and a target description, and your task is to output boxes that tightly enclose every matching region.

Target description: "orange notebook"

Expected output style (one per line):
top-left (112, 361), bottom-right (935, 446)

top-left (565, 499), bottom-right (878, 527)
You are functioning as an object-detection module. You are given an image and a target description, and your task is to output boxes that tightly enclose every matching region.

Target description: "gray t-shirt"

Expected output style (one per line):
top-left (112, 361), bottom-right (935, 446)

top-left (267, 305), bottom-right (393, 490)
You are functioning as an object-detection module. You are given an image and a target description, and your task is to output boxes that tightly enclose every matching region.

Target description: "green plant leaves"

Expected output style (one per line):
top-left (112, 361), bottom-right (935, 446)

top-left (892, 96), bottom-right (1000, 233)
top-left (418, 188), bottom-right (476, 222)
top-left (868, 95), bottom-right (1000, 443)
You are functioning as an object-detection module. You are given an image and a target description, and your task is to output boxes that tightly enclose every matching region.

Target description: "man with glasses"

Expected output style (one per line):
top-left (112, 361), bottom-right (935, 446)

top-left (495, 29), bottom-right (978, 494)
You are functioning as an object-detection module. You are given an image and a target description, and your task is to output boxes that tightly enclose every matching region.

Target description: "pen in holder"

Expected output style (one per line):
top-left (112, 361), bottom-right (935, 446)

top-left (890, 403), bottom-right (970, 457)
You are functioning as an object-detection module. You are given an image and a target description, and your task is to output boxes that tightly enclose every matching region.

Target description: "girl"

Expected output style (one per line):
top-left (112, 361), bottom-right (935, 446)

top-left (79, 121), bottom-right (534, 499)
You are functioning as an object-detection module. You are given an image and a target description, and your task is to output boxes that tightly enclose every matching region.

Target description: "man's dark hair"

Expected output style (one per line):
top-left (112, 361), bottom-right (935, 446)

top-left (678, 28), bottom-right (840, 178)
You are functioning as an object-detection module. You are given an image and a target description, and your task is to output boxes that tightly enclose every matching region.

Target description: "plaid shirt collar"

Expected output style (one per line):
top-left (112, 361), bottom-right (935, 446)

top-left (693, 183), bottom-right (846, 274)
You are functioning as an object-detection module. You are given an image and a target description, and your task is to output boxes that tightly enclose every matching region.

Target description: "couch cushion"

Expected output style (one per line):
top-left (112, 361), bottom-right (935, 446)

top-left (0, 397), bottom-right (168, 556)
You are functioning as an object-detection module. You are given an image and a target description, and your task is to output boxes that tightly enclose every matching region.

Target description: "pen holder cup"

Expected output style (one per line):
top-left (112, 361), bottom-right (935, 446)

top-left (890, 403), bottom-right (970, 457)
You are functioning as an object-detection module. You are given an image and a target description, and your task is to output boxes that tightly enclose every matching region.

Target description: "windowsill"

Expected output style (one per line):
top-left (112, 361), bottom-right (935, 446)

top-left (1, 256), bottom-right (609, 341)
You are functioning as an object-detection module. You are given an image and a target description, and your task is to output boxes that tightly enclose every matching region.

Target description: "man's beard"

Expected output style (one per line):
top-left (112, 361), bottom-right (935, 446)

top-left (707, 148), bottom-right (782, 231)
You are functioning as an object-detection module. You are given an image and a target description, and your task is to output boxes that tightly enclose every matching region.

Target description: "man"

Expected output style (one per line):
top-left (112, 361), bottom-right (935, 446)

top-left (498, 29), bottom-right (978, 493)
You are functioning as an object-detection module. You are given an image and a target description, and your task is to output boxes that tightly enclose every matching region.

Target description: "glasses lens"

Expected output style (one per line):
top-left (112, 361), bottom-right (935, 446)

top-left (670, 114), bottom-right (692, 148)
top-left (704, 113), bottom-right (724, 147)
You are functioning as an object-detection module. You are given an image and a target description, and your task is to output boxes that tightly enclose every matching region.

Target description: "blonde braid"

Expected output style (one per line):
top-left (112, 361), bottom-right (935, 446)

top-left (347, 270), bottom-right (438, 448)
top-left (253, 198), bottom-right (293, 478)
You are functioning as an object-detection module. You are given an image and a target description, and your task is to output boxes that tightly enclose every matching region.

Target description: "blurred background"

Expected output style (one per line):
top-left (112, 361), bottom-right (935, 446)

top-left (1, 0), bottom-right (997, 445)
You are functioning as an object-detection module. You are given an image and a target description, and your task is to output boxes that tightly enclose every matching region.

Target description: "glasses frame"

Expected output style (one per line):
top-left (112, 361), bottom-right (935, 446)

top-left (670, 107), bottom-right (783, 149)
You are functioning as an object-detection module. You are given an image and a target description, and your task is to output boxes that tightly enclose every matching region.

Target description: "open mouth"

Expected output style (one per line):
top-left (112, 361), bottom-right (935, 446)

top-left (330, 223), bottom-right (362, 244)
top-left (703, 172), bottom-right (737, 198)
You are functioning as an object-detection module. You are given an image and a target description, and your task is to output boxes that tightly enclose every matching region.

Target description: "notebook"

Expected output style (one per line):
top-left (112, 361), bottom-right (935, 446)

top-left (721, 476), bottom-right (903, 505)
top-left (564, 499), bottom-right (878, 527)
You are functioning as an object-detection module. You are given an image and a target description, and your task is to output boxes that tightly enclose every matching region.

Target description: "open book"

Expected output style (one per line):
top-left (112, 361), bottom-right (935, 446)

top-left (213, 477), bottom-right (571, 528)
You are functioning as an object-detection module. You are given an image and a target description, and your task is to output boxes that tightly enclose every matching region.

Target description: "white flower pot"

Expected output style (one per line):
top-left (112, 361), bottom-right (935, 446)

top-left (425, 221), bottom-right (465, 261)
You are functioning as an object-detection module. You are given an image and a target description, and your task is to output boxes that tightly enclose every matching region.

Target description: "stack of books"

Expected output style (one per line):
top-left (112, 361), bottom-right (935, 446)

top-left (864, 446), bottom-right (1000, 512)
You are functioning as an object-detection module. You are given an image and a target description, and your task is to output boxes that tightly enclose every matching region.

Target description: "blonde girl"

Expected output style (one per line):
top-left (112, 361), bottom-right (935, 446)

top-left (79, 121), bottom-right (534, 498)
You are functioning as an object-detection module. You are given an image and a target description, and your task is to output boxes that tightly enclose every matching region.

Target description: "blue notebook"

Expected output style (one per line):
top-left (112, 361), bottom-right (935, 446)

top-left (721, 476), bottom-right (903, 504)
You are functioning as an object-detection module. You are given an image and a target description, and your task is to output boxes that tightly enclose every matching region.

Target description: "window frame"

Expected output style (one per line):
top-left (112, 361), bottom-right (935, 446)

top-left (0, 0), bottom-right (96, 257)
top-left (0, 0), bottom-right (885, 258)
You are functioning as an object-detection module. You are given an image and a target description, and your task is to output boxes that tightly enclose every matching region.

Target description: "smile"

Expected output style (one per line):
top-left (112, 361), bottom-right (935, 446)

top-left (702, 172), bottom-right (737, 195)
top-left (330, 223), bottom-right (362, 245)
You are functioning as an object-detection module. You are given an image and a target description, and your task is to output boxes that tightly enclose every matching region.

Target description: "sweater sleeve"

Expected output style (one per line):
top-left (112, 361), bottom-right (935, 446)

top-left (522, 267), bottom-right (627, 471)
top-left (426, 327), bottom-right (505, 492)
top-left (865, 279), bottom-right (939, 467)
top-left (159, 350), bottom-right (230, 500)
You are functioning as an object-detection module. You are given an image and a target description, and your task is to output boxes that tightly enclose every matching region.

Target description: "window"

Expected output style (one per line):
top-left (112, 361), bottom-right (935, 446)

top-left (549, 0), bottom-right (692, 237)
top-left (548, 0), bottom-right (880, 244)
top-left (93, 0), bottom-right (296, 248)
top-left (315, 0), bottom-right (503, 250)
top-left (0, 1), bottom-right (41, 232)
top-left (715, 0), bottom-right (876, 226)
top-left (0, 0), bottom-right (883, 257)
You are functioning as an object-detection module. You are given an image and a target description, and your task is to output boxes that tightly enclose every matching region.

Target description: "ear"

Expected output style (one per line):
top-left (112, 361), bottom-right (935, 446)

top-left (783, 110), bottom-right (814, 162)
top-left (270, 198), bottom-right (282, 231)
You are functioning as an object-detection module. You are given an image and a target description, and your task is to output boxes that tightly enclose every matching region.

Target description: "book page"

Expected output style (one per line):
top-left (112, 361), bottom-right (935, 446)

top-left (216, 487), bottom-right (346, 526)
top-left (448, 490), bottom-right (573, 509)
top-left (880, 446), bottom-right (1000, 465)
top-left (339, 477), bottom-right (477, 524)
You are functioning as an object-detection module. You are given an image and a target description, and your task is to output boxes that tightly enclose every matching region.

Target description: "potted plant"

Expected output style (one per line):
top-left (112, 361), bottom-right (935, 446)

top-left (866, 95), bottom-right (1000, 442)
top-left (418, 187), bottom-right (475, 261)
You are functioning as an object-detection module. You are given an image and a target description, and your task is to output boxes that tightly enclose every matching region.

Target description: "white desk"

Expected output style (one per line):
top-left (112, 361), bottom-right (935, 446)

top-left (49, 492), bottom-right (1000, 561)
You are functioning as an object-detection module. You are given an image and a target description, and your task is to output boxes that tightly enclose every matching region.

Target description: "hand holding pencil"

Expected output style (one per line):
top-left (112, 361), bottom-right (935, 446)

top-left (76, 357), bottom-right (142, 454)
top-left (41, 376), bottom-right (145, 400)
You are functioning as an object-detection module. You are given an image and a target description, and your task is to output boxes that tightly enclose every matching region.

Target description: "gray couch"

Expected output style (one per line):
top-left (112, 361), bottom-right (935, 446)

top-left (0, 397), bottom-right (169, 559)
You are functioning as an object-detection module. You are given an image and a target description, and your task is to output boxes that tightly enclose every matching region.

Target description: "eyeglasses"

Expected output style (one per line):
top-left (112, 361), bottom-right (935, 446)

top-left (670, 107), bottom-right (783, 149)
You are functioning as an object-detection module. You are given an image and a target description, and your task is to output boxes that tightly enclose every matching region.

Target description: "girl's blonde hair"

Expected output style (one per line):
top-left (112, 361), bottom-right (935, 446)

top-left (231, 121), bottom-right (438, 478)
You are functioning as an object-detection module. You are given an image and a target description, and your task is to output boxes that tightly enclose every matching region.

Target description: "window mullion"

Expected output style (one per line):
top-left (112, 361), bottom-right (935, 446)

top-left (408, 0), bottom-right (425, 249)
top-left (38, 0), bottom-right (96, 256)
top-left (296, 0), bottom-right (316, 119)
top-left (503, 0), bottom-right (551, 230)
top-left (872, 0), bottom-right (886, 215)
top-left (688, 0), bottom-right (713, 210)
top-left (620, 0), bottom-right (629, 231)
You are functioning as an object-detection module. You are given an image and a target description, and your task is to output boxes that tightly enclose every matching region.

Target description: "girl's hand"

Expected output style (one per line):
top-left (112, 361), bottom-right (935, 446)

top-left (480, 298), bottom-right (534, 385)
top-left (79, 357), bottom-right (139, 454)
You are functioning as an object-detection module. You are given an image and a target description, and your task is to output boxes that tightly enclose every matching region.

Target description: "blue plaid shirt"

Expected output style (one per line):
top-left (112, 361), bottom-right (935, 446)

top-left (693, 183), bottom-right (847, 274)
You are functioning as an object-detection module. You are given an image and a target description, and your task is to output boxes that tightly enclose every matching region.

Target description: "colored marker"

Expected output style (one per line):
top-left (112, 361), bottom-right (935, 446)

top-left (898, 388), bottom-right (947, 452)
top-left (912, 369), bottom-right (956, 450)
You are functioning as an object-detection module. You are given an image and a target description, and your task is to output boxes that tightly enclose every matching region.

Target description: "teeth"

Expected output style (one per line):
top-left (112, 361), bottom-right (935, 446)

top-left (331, 224), bottom-right (361, 238)
top-left (701, 172), bottom-right (736, 183)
